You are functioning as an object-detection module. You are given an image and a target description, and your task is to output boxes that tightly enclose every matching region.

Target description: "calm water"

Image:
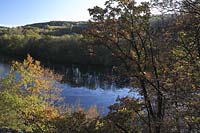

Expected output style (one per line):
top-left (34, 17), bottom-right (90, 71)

top-left (0, 61), bottom-right (136, 115)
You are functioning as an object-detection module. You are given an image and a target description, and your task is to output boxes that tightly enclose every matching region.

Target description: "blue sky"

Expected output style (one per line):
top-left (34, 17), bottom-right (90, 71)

top-left (0, 0), bottom-right (147, 27)
top-left (0, 0), bottom-right (106, 26)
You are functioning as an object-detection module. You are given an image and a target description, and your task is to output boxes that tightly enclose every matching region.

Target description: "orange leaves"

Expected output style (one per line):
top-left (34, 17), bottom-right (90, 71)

top-left (143, 71), bottom-right (152, 79)
top-left (11, 55), bottom-right (62, 98)
top-left (27, 54), bottom-right (33, 64)
top-left (43, 106), bottom-right (59, 119)
top-left (11, 54), bottom-right (62, 105)
top-left (0, 55), bottom-right (63, 132)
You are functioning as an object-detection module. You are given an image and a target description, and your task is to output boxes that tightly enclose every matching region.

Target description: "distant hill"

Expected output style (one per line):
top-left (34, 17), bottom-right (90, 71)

top-left (25, 21), bottom-right (88, 28)
top-left (22, 21), bottom-right (89, 35)
top-left (0, 26), bottom-right (8, 29)
top-left (0, 21), bottom-right (90, 36)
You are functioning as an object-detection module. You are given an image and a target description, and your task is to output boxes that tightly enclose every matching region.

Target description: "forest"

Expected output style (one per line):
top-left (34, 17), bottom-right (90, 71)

top-left (0, 21), bottom-right (118, 66)
top-left (0, 0), bottom-right (200, 132)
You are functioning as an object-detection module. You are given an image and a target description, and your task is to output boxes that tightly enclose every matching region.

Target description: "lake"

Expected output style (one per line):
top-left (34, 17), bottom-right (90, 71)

top-left (0, 60), bottom-right (136, 115)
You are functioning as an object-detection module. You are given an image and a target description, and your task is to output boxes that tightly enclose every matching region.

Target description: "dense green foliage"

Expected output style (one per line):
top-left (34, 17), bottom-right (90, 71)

top-left (0, 21), bottom-right (118, 66)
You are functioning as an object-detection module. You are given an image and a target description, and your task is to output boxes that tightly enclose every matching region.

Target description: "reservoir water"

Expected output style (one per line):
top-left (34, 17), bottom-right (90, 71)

top-left (0, 60), bottom-right (136, 115)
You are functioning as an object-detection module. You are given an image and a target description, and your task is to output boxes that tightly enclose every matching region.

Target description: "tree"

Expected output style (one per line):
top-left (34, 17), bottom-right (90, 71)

top-left (88, 0), bottom-right (166, 132)
top-left (88, 0), bottom-right (200, 132)
top-left (0, 55), bottom-right (62, 132)
top-left (168, 0), bottom-right (200, 131)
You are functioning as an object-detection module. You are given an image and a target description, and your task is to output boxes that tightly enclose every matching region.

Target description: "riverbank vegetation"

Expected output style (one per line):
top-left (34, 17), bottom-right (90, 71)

top-left (0, 0), bottom-right (200, 132)
top-left (0, 21), bottom-right (118, 66)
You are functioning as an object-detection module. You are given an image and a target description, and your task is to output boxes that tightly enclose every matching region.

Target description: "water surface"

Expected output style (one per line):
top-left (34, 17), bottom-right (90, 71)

top-left (0, 61), bottom-right (135, 115)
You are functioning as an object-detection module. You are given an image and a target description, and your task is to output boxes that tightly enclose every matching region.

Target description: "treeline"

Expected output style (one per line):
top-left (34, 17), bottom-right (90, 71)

top-left (0, 21), bottom-right (118, 66)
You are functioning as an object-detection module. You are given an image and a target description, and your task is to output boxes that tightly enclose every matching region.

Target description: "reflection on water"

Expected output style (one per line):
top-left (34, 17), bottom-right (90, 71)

top-left (59, 84), bottom-right (136, 114)
top-left (54, 64), bottom-right (129, 90)
top-left (0, 61), bottom-right (135, 115)
top-left (0, 63), bottom-right (10, 78)
top-left (62, 66), bottom-right (116, 89)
